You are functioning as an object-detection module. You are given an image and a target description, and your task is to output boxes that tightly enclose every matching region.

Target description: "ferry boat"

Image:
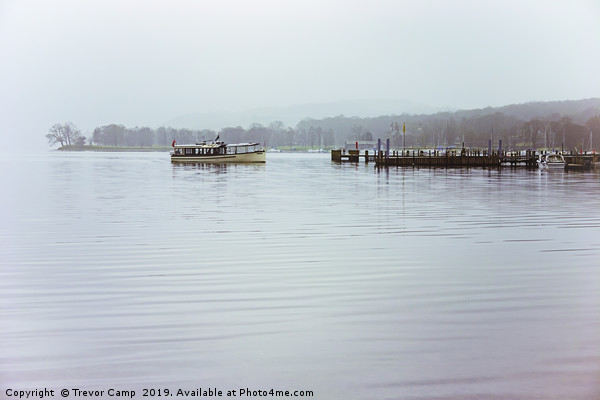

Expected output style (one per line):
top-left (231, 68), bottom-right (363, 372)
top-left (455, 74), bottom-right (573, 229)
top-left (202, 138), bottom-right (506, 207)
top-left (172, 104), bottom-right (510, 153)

top-left (170, 140), bottom-right (266, 163)
top-left (537, 152), bottom-right (565, 170)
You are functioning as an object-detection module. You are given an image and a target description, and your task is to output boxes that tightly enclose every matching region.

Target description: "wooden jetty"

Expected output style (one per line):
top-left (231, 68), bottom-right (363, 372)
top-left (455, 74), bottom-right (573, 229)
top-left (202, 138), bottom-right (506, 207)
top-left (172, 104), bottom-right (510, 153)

top-left (331, 149), bottom-right (375, 163)
top-left (331, 148), bottom-right (539, 167)
top-left (332, 148), bottom-right (600, 168)
top-left (563, 153), bottom-right (598, 170)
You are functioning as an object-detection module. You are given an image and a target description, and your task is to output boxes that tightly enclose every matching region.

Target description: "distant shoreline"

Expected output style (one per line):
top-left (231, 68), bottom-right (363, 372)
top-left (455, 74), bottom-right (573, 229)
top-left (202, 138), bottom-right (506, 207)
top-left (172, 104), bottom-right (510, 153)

top-left (57, 145), bottom-right (171, 152)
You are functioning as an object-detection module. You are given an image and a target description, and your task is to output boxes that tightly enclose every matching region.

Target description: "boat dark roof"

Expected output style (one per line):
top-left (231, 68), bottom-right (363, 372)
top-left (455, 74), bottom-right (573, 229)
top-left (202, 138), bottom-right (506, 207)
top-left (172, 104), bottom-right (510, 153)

top-left (226, 142), bottom-right (260, 147)
top-left (174, 141), bottom-right (260, 148)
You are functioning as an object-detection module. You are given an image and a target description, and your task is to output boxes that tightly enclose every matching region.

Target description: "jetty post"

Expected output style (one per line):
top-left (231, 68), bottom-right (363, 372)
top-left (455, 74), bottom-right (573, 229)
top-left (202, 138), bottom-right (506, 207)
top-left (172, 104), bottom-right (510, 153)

top-left (331, 148), bottom-right (342, 162)
top-left (386, 139), bottom-right (390, 160)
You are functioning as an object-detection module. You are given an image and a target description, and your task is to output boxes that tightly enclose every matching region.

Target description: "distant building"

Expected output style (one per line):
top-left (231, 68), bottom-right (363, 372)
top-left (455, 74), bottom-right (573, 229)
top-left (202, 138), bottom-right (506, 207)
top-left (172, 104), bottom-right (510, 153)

top-left (344, 141), bottom-right (379, 151)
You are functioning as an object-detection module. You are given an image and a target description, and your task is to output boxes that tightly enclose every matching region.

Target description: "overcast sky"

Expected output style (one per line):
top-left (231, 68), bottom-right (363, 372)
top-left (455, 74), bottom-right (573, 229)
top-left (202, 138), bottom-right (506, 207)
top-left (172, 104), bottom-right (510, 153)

top-left (1, 0), bottom-right (599, 148)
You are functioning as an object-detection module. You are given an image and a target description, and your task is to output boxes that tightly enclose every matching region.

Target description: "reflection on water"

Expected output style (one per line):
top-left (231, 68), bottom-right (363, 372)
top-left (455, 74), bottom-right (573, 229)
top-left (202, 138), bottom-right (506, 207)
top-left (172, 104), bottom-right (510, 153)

top-left (1, 152), bottom-right (599, 399)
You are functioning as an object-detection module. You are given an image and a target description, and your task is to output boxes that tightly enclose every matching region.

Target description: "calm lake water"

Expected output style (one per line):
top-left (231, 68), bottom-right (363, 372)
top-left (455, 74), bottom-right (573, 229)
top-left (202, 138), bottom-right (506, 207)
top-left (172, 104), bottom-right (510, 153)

top-left (1, 151), bottom-right (599, 400)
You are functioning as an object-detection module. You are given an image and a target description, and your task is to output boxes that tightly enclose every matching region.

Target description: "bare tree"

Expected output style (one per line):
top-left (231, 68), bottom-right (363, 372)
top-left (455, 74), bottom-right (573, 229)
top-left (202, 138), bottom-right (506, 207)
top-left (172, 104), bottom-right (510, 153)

top-left (46, 122), bottom-right (83, 147)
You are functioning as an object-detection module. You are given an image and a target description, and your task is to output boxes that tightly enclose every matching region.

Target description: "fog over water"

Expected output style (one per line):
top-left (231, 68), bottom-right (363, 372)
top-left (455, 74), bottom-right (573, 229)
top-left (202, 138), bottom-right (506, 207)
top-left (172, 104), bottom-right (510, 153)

top-left (1, 152), bottom-right (599, 399)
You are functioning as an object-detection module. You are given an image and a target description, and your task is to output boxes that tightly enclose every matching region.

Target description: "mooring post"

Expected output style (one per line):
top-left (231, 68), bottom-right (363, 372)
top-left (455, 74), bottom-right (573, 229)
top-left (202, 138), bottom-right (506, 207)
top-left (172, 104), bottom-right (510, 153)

top-left (386, 138), bottom-right (390, 161)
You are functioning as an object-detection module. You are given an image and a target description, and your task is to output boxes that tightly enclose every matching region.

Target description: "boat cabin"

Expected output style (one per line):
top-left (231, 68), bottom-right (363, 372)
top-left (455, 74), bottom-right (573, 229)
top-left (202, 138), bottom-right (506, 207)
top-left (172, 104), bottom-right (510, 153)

top-left (546, 154), bottom-right (564, 163)
top-left (172, 141), bottom-right (262, 157)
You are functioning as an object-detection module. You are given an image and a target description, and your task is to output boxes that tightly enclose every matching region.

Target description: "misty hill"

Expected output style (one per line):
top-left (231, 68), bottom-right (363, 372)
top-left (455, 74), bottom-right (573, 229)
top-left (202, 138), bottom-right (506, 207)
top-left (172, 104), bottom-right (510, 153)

top-left (452, 98), bottom-right (600, 125)
top-left (164, 98), bottom-right (600, 132)
top-left (292, 98), bottom-right (600, 151)
top-left (163, 99), bottom-right (444, 130)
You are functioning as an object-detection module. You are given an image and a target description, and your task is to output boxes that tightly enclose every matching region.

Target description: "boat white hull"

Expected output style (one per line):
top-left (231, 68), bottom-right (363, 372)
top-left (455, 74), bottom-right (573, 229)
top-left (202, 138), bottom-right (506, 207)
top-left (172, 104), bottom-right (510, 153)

top-left (171, 150), bottom-right (266, 163)
top-left (538, 162), bottom-right (565, 170)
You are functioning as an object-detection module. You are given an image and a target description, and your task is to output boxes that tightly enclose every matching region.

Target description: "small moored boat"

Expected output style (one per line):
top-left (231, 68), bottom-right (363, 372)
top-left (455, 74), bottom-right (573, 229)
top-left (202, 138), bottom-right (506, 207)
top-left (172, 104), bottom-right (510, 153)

top-left (537, 152), bottom-right (565, 170)
top-left (170, 140), bottom-right (266, 163)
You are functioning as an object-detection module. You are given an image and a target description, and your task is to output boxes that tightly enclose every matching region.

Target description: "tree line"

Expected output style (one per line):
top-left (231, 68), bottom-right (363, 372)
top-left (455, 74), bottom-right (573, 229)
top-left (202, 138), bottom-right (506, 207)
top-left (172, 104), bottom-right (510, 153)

top-left (47, 99), bottom-right (600, 151)
top-left (47, 122), bottom-right (337, 150)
